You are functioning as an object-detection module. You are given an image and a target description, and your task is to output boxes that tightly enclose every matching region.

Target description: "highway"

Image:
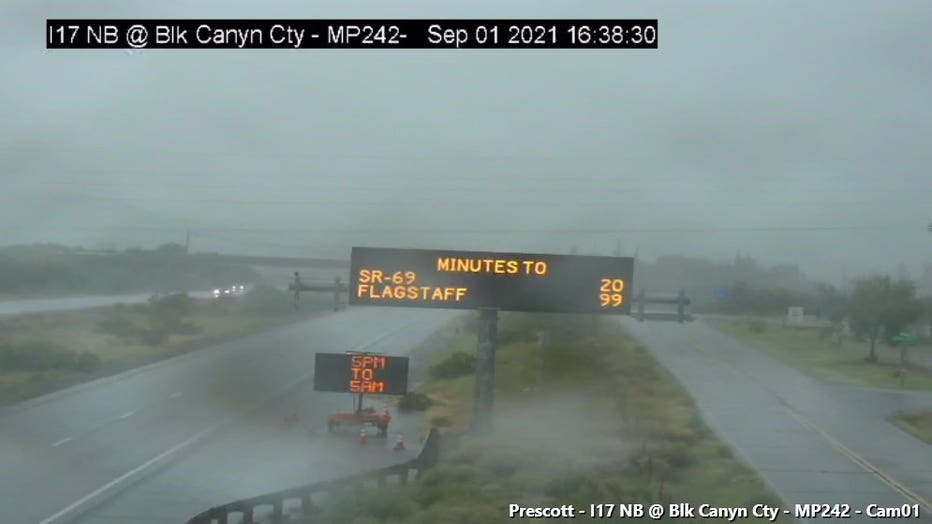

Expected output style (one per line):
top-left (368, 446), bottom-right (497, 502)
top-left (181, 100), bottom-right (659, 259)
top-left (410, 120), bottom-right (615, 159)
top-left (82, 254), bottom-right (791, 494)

top-left (621, 317), bottom-right (932, 523)
top-left (0, 291), bottom-right (218, 318)
top-left (0, 306), bottom-right (458, 524)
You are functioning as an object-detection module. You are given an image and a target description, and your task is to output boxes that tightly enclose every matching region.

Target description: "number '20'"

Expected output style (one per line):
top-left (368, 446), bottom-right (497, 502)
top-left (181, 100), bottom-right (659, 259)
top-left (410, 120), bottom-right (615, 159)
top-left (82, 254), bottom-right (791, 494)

top-left (600, 279), bottom-right (625, 293)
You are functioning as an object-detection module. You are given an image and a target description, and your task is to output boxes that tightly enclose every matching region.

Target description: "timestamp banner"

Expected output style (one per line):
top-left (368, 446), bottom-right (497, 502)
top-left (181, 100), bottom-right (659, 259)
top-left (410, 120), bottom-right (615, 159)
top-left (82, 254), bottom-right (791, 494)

top-left (46, 19), bottom-right (658, 49)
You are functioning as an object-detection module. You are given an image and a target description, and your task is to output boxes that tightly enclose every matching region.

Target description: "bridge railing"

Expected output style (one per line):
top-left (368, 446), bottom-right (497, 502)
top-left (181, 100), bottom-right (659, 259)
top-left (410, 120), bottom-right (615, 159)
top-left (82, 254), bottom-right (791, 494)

top-left (631, 289), bottom-right (693, 323)
top-left (186, 428), bottom-right (442, 524)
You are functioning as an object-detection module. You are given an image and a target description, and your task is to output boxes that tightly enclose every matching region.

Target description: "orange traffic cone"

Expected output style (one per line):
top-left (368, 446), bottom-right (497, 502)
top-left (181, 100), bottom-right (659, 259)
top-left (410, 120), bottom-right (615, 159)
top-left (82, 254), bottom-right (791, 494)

top-left (393, 434), bottom-right (405, 451)
top-left (358, 428), bottom-right (368, 445)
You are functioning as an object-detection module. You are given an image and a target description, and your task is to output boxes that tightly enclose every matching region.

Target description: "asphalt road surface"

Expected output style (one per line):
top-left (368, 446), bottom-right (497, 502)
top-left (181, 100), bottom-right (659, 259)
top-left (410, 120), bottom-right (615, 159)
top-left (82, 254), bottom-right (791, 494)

top-left (0, 306), bottom-right (459, 524)
top-left (0, 291), bottom-right (218, 317)
top-left (620, 317), bottom-right (932, 523)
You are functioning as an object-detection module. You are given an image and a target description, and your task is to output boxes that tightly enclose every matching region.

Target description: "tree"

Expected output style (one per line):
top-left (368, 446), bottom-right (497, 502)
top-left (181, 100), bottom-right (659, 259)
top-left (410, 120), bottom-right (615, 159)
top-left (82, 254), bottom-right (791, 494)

top-left (147, 292), bottom-right (194, 330)
top-left (813, 283), bottom-right (848, 324)
top-left (920, 296), bottom-right (932, 336)
top-left (847, 276), bottom-right (921, 363)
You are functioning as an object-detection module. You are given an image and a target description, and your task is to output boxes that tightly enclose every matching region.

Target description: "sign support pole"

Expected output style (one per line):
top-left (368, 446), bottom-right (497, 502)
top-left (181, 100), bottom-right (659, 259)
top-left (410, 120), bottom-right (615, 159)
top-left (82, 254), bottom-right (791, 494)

top-left (473, 308), bottom-right (498, 434)
top-left (637, 288), bottom-right (646, 322)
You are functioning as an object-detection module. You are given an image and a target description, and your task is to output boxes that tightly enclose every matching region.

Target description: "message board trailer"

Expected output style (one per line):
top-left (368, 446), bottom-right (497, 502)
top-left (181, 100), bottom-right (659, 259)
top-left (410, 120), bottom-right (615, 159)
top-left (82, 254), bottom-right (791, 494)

top-left (314, 352), bottom-right (410, 435)
top-left (314, 352), bottom-right (410, 396)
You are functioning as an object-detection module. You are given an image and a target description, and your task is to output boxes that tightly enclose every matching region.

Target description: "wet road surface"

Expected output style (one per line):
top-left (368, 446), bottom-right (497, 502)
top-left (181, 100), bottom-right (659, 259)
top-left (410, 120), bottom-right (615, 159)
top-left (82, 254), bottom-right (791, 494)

top-left (620, 317), bottom-right (932, 523)
top-left (0, 306), bottom-right (457, 524)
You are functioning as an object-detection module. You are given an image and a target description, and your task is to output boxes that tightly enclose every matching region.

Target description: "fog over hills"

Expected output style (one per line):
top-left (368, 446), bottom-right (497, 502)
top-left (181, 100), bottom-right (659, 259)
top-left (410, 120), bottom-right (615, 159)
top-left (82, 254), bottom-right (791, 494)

top-left (2, 0), bottom-right (931, 286)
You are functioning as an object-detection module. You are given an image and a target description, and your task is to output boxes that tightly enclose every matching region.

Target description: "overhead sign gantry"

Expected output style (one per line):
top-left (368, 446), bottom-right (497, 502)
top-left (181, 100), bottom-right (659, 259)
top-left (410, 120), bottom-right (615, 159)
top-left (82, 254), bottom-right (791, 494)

top-left (349, 247), bottom-right (635, 315)
top-left (347, 246), bottom-right (639, 434)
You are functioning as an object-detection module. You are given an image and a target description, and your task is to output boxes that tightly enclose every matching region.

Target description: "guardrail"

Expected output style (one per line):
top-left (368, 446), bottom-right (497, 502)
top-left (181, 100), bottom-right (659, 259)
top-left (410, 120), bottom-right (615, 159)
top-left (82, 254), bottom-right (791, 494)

top-left (187, 428), bottom-right (442, 524)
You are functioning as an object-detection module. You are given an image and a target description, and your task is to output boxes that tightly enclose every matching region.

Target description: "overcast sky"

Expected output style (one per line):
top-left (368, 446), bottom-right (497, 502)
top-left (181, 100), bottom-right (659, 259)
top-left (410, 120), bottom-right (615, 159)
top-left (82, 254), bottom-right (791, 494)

top-left (2, 0), bottom-right (931, 284)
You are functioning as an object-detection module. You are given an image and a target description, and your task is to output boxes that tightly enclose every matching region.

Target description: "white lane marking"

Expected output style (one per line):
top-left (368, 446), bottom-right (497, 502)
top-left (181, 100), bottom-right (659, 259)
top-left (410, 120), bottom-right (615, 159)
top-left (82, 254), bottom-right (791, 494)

top-left (38, 321), bottom-right (414, 523)
top-left (37, 426), bottom-right (211, 524)
top-left (117, 411), bottom-right (135, 420)
top-left (349, 322), bottom-right (414, 353)
top-left (168, 391), bottom-right (182, 399)
top-left (51, 437), bottom-right (73, 448)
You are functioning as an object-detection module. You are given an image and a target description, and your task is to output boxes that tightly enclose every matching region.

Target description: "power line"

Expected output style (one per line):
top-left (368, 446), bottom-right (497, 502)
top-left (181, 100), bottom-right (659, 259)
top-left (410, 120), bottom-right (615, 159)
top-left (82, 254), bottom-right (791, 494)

top-left (4, 192), bottom-right (930, 208)
top-left (0, 225), bottom-right (923, 234)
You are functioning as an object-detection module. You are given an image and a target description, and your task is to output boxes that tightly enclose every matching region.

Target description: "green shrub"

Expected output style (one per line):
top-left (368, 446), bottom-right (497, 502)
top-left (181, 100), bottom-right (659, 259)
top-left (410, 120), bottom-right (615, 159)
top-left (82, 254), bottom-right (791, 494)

top-left (658, 442), bottom-right (695, 469)
top-left (0, 341), bottom-right (102, 373)
top-left (315, 487), bottom-right (415, 524)
top-left (429, 351), bottom-right (476, 380)
top-left (413, 465), bottom-right (496, 509)
top-left (410, 503), bottom-right (509, 524)
top-left (544, 474), bottom-right (590, 499)
top-left (0, 340), bottom-right (76, 371)
top-left (430, 415), bottom-right (452, 427)
top-left (398, 392), bottom-right (433, 412)
top-left (746, 319), bottom-right (768, 334)
top-left (716, 443), bottom-right (734, 459)
top-left (243, 285), bottom-right (293, 316)
top-left (173, 322), bottom-right (201, 335)
top-left (74, 351), bottom-right (102, 372)
top-left (138, 327), bottom-right (169, 346)
top-left (96, 316), bottom-right (137, 337)
top-left (540, 344), bottom-right (598, 382)
top-left (148, 292), bottom-right (194, 319)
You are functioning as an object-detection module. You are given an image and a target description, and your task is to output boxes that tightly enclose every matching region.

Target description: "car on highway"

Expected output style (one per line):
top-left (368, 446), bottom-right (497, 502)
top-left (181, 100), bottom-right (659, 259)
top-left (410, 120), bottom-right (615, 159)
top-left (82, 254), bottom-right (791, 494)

top-left (212, 285), bottom-right (246, 298)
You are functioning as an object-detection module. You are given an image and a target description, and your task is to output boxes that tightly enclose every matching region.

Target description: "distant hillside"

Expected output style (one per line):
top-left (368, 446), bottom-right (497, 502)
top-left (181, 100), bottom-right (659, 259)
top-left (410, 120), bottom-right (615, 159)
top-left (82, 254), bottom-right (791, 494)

top-left (0, 243), bottom-right (258, 297)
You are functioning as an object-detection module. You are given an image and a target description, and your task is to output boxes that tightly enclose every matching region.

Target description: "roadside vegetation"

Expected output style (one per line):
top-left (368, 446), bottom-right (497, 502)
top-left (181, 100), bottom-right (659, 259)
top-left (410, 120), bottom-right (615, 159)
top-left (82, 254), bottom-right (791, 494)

top-left (703, 274), bottom-right (932, 392)
top-left (889, 412), bottom-right (932, 445)
top-left (708, 318), bottom-right (932, 391)
top-left (307, 313), bottom-right (789, 524)
top-left (0, 285), bottom-right (329, 403)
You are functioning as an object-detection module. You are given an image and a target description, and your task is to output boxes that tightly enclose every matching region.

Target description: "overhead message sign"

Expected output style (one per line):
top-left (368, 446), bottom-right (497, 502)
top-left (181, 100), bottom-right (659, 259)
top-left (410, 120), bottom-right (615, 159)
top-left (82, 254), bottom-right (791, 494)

top-left (349, 247), bottom-right (635, 314)
top-left (313, 353), bottom-right (409, 395)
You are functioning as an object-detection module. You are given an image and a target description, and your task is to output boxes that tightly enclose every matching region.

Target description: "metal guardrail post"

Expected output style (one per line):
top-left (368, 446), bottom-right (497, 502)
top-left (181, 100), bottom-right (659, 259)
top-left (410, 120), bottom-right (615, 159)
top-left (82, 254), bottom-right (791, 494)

top-left (187, 429), bottom-right (449, 523)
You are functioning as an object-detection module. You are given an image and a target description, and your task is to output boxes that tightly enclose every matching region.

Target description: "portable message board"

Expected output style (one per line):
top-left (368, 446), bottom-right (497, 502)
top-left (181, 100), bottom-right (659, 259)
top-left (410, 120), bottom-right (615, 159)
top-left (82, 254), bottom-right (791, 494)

top-left (349, 247), bottom-right (635, 314)
top-left (313, 352), bottom-right (409, 395)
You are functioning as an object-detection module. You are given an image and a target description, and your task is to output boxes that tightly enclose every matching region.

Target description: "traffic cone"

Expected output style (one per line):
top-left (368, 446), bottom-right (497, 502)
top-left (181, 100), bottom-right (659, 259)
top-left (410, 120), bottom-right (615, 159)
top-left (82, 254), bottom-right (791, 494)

top-left (393, 434), bottom-right (405, 451)
top-left (358, 428), bottom-right (368, 445)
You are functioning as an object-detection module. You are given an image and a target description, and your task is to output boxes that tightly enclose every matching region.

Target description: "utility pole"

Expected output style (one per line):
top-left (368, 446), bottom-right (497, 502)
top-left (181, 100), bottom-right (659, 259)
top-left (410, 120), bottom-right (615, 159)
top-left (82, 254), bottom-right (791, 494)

top-left (677, 289), bottom-right (686, 323)
top-left (184, 229), bottom-right (190, 254)
top-left (292, 272), bottom-right (301, 311)
top-left (637, 288), bottom-right (646, 322)
top-left (473, 308), bottom-right (499, 434)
